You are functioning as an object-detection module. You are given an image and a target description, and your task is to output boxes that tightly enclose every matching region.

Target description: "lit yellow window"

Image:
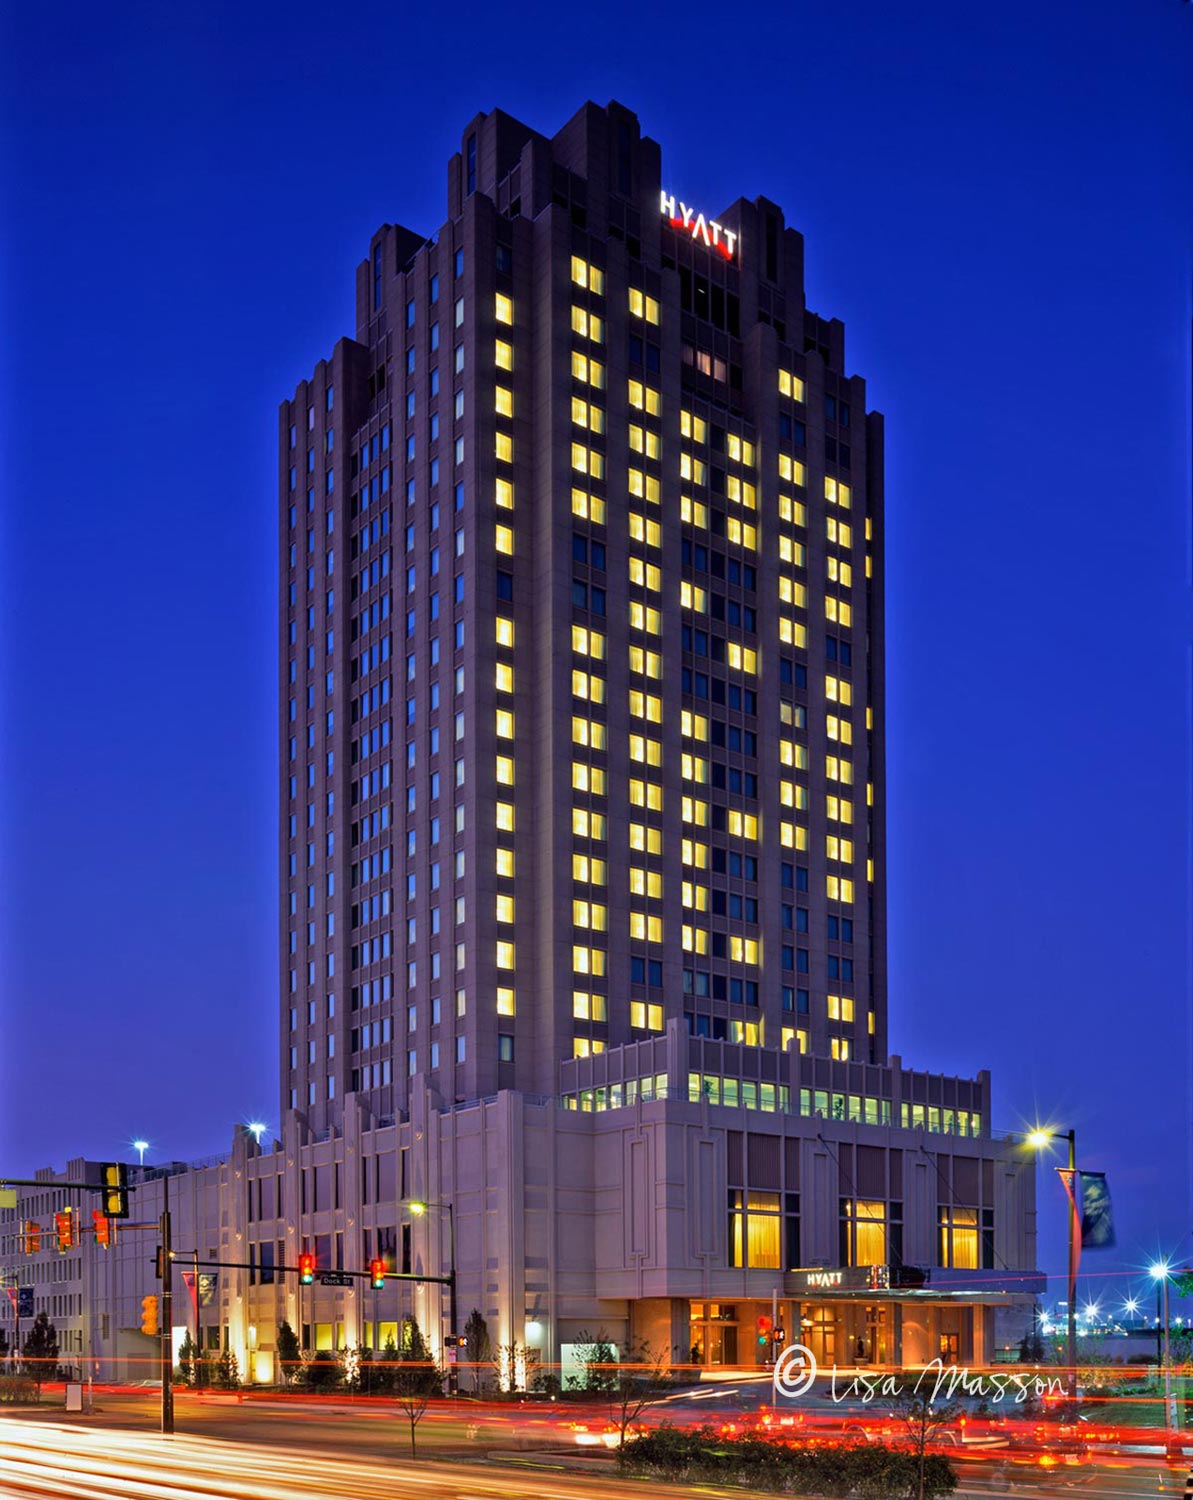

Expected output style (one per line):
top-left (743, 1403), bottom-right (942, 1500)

top-left (826, 517), bottom-right (853, 548)
top-left (830, 1038), bottom-right (851, 1061)
top-left (495, 293), bottom-right (513, 325)
top-left (495, 523), bottom-right (513, 555)
top-left (681, 752), bottom-right (708, 783)
top-left (495, 386), bottom-right (513, 418)
top-left (628, 779), bottom-right (663, 811)
top-left (495, 801), bottom-right (515, 832)
top-left (495, 662), bottom-right (514, 693)
top-left (497, 987), bottom-right (516, 1016)
top-left (827, 556), bottom-right (853, 588)
top-left (572, 807), bottom-right (607, 839)
top-left (628, 512), bottom-right (661, 548)
top-left (725, 642), bottom-right (757, 674)
top-left (681, 881), bottom-right (708, 911)
top-left (681, 924), bottom-right (708, 954)
top-left (826, 795), bottom-right (854, 825)
top-left (571, 717), bottom-right (606, 750)
top-left (778, 577), bottom-right (806, 609)
top-left (495, 708), bottom-right (515, 739)
top-left (492, 477), bottom-right (514, 513)
top-left (778, 619), bottom-right (808, 649)
top-left (779, 821), bottom-right (809, 850)
top-left (495, 431), bottom-right (513, 463)
top-left (495, 754), bottom-right (514, 786)
top-left (825, 875), bottom-right (855, 903)
top-left (826, 715), bottom-right (853, 746)
top-left (681, 838), bottom-right (708, 868)
top-left (825, 756), bottom-right (854, 785)
top-left (680, 581), bottom-right (707, 612)
top-left (827, 994), bottom-right (856, 1022)
top-left (681, 710), bottom-right (708, 740)
top-left (573, 899), bottom-right (607, 931)
top-left (496, 847), bottom-right (515, 878)
top-left (627, 689), bottom-right (661, 722)
top-left (725, 516), bottom-right (757, 550)
top-left (571, 762), bottom-right (606, 796)
top-left (628, 601), bottom-right (661, 635)
top-left (628, 824), bottom-right (661, 856)
top-left (495, 339), bottom-right (513, 371)
top-left (629, 424), bottom-right (661, 459)
top-left (628, 733), bottom-right (662, 766)
top-left (629, 912), bottom-right (663, 943)
top-left (682, 795), bottom-right (708, 826)
top-left (572, 945), bottom-right (607, 977)
top-left (495, 617), bottom-right (514, 648)
top-left (495, 893), bottom-right (515, 923)
top-left (777, 370), bottom-right (806, 402)
top-left (571, 488), bottom-right (606, 524)
top-left (628, 645), bottom-right (661, 678)
top-left (826, 835), bottom-right (854, 863)
top-left (778, 497), bottom-right (807, 529)
top-left (630, 1001), bottom-right (664, 1031)
top-left (573, 990), bottom-right (608, 1021)
top-left (495, 940), bottom-right (515, 969)
top-left (726, 810), bottom-right (758, 840)
top-left (571, 670), bottom-right (606, 703)
top-left (571, 624), bottom-right (606, 659)
top-left (680, 495), bottom-right (707, 528)
top-left (627, 380), bottom-right (661, 416)
top-left (729, 936), bottom-right (760, 965)
top-left (825, 596), bottom-right (853, 627)
top-left (627, 556), bottom-right (659, 591)
top-left (825, 675), bottom-right (853, 706)
top-left (571, 306), bottom-right (604, 343)
top-left (629, 868), bottom-right (664, 899)
top-left (628, 288), bottom-right (660, 323)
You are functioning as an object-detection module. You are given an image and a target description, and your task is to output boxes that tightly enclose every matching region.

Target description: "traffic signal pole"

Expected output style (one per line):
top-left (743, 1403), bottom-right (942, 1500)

top-left (160, 1172), bottom-right (174, 1435)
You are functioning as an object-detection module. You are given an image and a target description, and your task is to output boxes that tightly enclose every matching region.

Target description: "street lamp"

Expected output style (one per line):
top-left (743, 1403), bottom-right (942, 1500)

top-left (1026, 1127), bottom-right (1078, 1405)
top-left (1148, 1260), bottom-right (1177, 1437)
top-left (247, 1122), bottom-right (268, 1146)
top-left (132, 1140), bottom-right (150, 1167)
top-left (404, 1199), bottom-right (457, 1390)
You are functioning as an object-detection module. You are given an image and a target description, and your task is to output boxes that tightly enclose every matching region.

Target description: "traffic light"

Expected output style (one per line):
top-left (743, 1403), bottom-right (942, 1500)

top-left (756, 1314), bottom-right (773, 1348)
top-left (443, 1335), bottom-right (467, 1349)
top-left (54, 1209), bottom-right (77, 1253)
top-left (298, 1252), bottom-right (315, 1285)
top-left (369, 1258), bottom-right (385, 1290)
top-left (140, 1294), bottom-right (159, 1337)
top-left (100, 1162), bottom-right (129, 1219)
top-left (774, 1325), bottom-right (786, 1346)
top-left (22, 1220), bottom-right (41, 1255)
top-left (92, 1210), bottom-right (111, 1249)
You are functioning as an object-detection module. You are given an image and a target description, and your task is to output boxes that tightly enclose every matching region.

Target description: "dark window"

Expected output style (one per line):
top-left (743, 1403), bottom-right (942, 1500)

top-left (466, 135), bottom-right (476, 195)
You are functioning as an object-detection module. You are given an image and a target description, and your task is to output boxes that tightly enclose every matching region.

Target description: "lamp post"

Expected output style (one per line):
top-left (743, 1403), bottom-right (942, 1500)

top-left (1026, 1127), bottom-right (1077, 1405)
top-left (133, 1140), bottom-right (149, 1168)
top-left (406, 1199), bottom-right (456, 1392)
top-left (1149, 1261), bottom-right (1177, 1440)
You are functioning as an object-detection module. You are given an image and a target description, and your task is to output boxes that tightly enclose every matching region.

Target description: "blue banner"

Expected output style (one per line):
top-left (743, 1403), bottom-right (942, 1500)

top-left (1079, 1171), bottom-right (1115, 1249)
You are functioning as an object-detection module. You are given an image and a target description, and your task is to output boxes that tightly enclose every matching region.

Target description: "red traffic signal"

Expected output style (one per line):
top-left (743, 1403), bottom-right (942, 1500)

top-left (755, 1314), bottom-right (773, 1346)
top-left (54, 1209), bottom-right (77, 1253)
top-left (22, 1220), bottom-right (41, 1255)
top-left (92, 1210), bottom-right (111, 1249)
top-left (298, 1252), bottom-right (315, 1285)
top-left (369, 1258), bottom-right (385, 1290)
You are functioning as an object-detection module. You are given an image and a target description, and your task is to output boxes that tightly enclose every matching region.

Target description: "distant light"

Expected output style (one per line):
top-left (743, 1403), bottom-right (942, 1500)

top-left (1026, 1130), bottom-right (1052, 1151)
top-left (248, 1121), bottom-right (268, 1144)
top-left (1123, 1298), bottom-right (1139, 1316)
top-left (132, 1139), bottom-right (150, 1166)
top-left (408, 1201), bottom-right (427, 1217)
top-left (1150, 1261), bottom-right (1170, 1281)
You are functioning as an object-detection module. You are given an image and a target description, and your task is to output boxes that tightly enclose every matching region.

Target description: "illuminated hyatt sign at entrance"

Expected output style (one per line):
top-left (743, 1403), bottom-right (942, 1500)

top-left (660, 191), bottom-right (738, 261)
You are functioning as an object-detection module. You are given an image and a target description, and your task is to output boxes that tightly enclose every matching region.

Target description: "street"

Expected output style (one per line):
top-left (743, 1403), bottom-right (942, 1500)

top-left (2, 1399), bottom-right (1192, 1500)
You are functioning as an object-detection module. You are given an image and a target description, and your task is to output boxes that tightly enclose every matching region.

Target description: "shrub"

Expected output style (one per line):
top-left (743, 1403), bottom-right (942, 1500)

top-left (621, 1425), bottom-right (957, 1499)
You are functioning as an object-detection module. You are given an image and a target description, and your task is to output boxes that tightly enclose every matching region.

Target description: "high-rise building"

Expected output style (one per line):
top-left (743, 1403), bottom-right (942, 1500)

top-left (0, 101), bottom-right (1038, 1385)
top-left (280, 99), bottom-right (889, 1131)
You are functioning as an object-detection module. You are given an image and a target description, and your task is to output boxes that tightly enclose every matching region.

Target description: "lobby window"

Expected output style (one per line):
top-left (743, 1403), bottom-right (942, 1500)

top-left (840, 1199), bottom-right (888, 1266)
top-left (938, 1206), bottom-right (979, 1270)
top-left (728, 1190), bottom-right (781, 1269)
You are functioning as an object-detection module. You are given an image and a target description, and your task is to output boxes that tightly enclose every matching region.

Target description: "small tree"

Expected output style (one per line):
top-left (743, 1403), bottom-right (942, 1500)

top-left (21, 1312), bottom-right (58, 1399)
top-left (463, 1308), bottom-right (492, 1394)
top-left (176, 1331), bottom-right (199, 1387)
top-left (304, 1348), bottom-right (342, 1392)
top-left (275, 1320), bottom-right (301, 1387)
top-left (571, 1328), bottom-right (618, 1393)
top-left (494, 1339), bottom-right (533, 1393)
top-left (393, 1318), bottom-right (442, 1457)
top-left (372, 1336), bottom-right (401, 1395)
top-left (891, 1395), bottom-right (959, 1500)
top-left (215, 1348), bottom-right (241, 1390)
top-left (605, 1337), bottom-right (672, 1458)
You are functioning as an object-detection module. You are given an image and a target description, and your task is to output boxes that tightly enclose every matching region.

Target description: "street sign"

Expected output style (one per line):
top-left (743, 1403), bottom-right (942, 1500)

top-left (319, 1272), bottom-right (352, 1287)
top-left (17, 1287), bottom-right (33, 1319)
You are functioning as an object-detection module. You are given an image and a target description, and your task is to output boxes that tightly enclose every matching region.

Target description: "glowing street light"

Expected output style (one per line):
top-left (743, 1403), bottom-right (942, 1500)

top-left (1026, 1125), bottom-right (1078, 1403)
top-left (1149, 1260), bottom-right (1177, 1440)
top-left (132, 1139), bottom-right (150, 1167)
top-left (402, 1198), bottom-right (457, 1390)
top-left (247, 1121), bottom-right (268, 1145)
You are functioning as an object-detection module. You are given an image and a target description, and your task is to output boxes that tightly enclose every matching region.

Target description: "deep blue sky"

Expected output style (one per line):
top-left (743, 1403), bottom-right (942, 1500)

top-left (2, 0), bottom-right (1190, 1313)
